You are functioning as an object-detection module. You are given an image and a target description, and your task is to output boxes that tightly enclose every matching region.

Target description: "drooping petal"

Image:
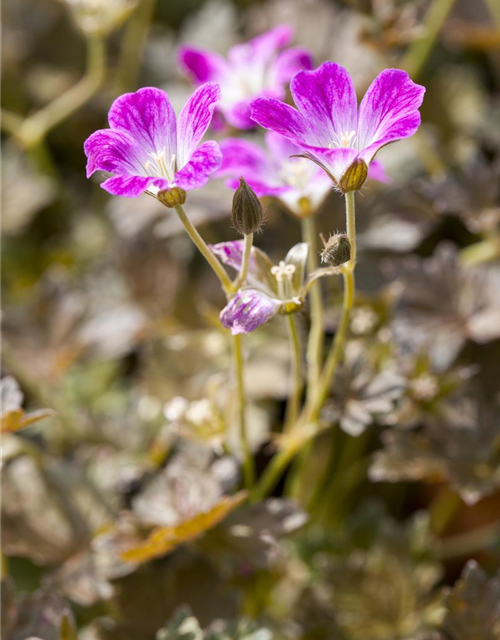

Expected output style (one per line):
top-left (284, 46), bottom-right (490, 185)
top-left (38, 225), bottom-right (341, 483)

top-left (250, 97), bottom-right (310, 144)
top-left (284, 242), bottom-right (309, 293)
top-left (84, 128), bottom-right (147, 178)
top-left (228, 25), bottom-right (293, 68)
top-left (101, 175), bottom-right (168, 197)
top-left (368, 159), bottom-right (390, 183)
top-left (177, 46), bottom-right (228, 84)
top-left (210, 241), bottom-right (277, 292)
top-left (218, 138), bottom-right (283, 196)
top-left (174, 141), bottom-right (222, 190)
top-left (108, 87), bottom-right (177, 159)
top-left (270, 46), bottom-right (314, 87)
top-left (210, 240), bottom-right (247, 273)
top-left (176, 82), bottom-right (222, 167)
top-left (220, 289), bottom-right (281, 335)
top-left (290, 62), bottom-right (358, 148)
top-left (357, 69), bottom-right (425, 163)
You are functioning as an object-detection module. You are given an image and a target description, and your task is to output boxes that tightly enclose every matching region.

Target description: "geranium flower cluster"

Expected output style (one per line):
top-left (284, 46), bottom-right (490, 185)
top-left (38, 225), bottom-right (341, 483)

top-left (84, 24), bottom-right (424, 334)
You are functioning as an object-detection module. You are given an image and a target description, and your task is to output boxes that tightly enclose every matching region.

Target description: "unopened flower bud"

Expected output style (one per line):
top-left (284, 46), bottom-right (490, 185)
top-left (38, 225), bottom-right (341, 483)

top-left (231, 178), bottom-right (265, 235)
top-left (157, 187), bottom-right (186, 208)
top-left (339, 159), bottom-right (368, 193)
top-left (321, 233), bottom-right (351, 267)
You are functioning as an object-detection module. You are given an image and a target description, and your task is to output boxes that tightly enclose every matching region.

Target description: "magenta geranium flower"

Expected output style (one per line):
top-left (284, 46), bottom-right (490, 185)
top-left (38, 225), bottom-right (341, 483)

top-left (250, 62), bottom-right (425, 192)
top-left (84, 83), bottom-right (222, 198)
top-left (178, 25), bottom-right (312, 130)
top-left (218, 132), bottom-right (388, 217)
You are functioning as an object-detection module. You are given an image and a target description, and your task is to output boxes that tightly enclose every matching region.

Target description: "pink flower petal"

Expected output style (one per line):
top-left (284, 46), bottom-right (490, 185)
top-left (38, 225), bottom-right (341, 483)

top-left (101, 175), bottom-right (168, 197)
top-left (108, 87), bottom-right (177, 159)
top-left (368, 159), bottom-right (390, 183)
top-left (84, 129), bottom-right (146, 178)
top-left (177, 46), bottom-right (228, 84)
top-left (174, 140), bottom-right (222, 190)
top-left (290, 62), bottom-right (358, 148)
top-left (357, 69), bottom-right (425, 163)
top-left (228, 24), bottom-right (293, 67)
top-left (218, 138), bottom-right (285, 196)
top-left (264, 130), bottom-right (303, 161)
top-left (300, 144), bottom-right (358, 184)
top-left (220, 289), bottom-right (281, 335)
top-left (250, 97), bottom-right (310, 143)
top-left (176, 82), bottom-right (222, 167)
top-left (271, 46), bottom-right (314, 87)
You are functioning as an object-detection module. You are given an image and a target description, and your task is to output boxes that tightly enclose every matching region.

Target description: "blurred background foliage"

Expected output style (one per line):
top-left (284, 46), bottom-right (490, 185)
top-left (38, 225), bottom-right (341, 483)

top-left (2, 0), bottom-right (500, 638)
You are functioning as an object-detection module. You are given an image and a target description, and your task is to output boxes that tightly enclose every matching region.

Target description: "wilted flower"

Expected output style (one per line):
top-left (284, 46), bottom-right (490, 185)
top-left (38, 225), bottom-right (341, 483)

top-left (63, 0), bottom-right (137, 37)
top-left (84, 84), bottom-right (222, 198)
top-left (178, 25), bottom-right (313, 130)
top-left (218, 132), bottom-right (332, 217)
top-left (210, 240), bottom-right (308, 334)
top-left (250, 62), bottom-right (425, 191)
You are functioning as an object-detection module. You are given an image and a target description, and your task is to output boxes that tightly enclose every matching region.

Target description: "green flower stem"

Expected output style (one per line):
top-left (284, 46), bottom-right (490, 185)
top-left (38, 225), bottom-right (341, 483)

top-left (171, 204), bottom-right (253, 489)
top-left (252, 192), bottom-right (357, 500)
top-left (309, 191), bottom-right (356, 419)
top-left (250, 439), bottom-right (301, 501)
top-left (4, 37), bottom-right (106, 149)
top-left (402, 0), bottom-right (457, 79)
top-left (173, 204), bottom-right (233, 295)
top-left (233, 232), bottom-right (253, 290)
top-left (302, 215), bottom-right (324, 396)
top-left (284, 313), bottom-right (303, 432)
top-left (233, 333), bottom-right (256, 489)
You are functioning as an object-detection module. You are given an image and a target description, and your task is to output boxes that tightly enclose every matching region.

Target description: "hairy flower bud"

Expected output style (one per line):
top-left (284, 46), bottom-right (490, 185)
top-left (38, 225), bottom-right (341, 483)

top-left (157, 187), bottom-right (187, 208)
top-left (231, 178), bottom-right (265, 235)
top-left (321, 233), bottom-right (351, 267)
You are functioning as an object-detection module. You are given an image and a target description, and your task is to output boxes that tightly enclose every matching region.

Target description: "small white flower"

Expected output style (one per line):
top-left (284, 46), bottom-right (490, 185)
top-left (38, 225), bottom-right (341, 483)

top-left (271, 261), bottom-right (296, 283)
top-left (409, 374), bottom-right (439, 401)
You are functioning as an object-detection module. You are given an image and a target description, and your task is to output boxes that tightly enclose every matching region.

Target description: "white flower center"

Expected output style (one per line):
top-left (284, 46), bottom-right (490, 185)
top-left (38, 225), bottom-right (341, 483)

top-left (329, 130), bottom-right (357, 149)
top-left (271, 261), bottom-right (296, 283)
top-left (278, 159), bottom-right (312, 191)
top-left (145, 149), bottom-right (176, 182)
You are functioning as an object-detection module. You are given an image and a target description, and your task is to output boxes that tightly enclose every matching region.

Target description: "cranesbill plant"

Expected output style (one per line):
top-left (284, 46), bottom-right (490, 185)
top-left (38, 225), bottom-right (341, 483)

top-left (178, 25), bottom-right (312, 130)
top-left (84, 41), bottom-right (424, 500)
top-left (247, 62), bottom-right (425, 497)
